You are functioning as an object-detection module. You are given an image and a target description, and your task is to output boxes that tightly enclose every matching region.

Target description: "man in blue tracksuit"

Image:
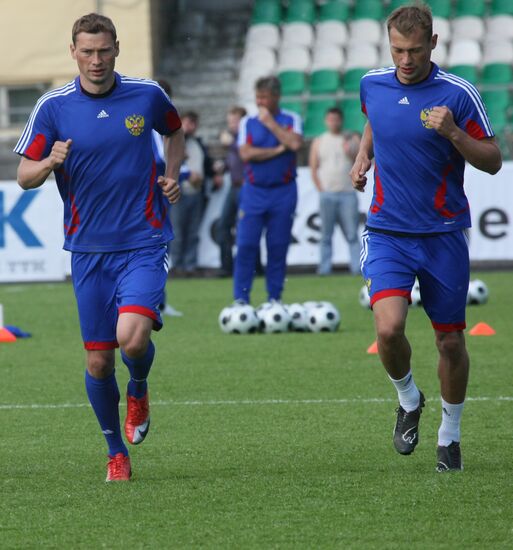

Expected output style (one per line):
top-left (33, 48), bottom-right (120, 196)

top-left (234, 76), bottom-right (303, 303)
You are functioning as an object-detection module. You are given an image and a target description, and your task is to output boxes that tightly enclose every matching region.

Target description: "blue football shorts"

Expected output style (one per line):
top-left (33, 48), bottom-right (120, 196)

top-left (237, 182), bottom-right (297, 247)
top-left (71, 244), bottom-right (169, 350)
top-left (360, 229), bottom-right (469, 332)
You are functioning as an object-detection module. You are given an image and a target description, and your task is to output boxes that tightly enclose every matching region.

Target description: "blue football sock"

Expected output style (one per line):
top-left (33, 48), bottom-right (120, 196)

top-left (121, 340), bottom-right (155, 399)
top-left (85, 370), bottom-right (128, 457)
top-left (233, 244), bottom-right (260, 303)
top-left (266, 242), bottom-right (289, 301)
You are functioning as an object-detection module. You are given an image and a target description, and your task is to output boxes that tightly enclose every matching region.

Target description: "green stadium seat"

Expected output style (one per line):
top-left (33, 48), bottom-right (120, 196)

top-left (353, 0), bottom-right (384, 20)
top-left (303, 113), bottom-right (326, 138)
top-left (310, 70), bottom-right (340, 95)
top-left (341, 97), bottom-right (361, 111)
top-left (251, 1), bottom-right (281, 25)
top-left (285, 0), bottom-right (316, 23)
top-left (482, 90), bottom-right (510, 111)
top-left (343, 110), bottom-right (366, 134)
top-left (448, 65), bottom-right (479, 84)
top-left (280, 101), bottom-right (304, 116)
top-left (342, 68), bottom-right (368, 93)
top-left (318, 1), bottom-right (351, 22)
top-left (388, 0), bottom-right (411, 14)
top-left (487, 105), bottom-right (508, 132)
top-left (341, 99), bottom-right (366, 134)
top-left (491, 0), bottom-right (513, 16)
top-left (426, 0), bottom-right (452, 18)
top-left (306, 99), bottom-right (337, 119)
top-left (279, 71), bottom-right (307, 96)
top-left (455, 0), bottom-right (486, 17)
top-left (481, 63), bottom-right (513, 85)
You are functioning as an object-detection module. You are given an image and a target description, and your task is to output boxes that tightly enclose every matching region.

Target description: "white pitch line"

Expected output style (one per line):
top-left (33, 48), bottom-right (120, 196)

top-left (0, 396), bottom-right (512, 411)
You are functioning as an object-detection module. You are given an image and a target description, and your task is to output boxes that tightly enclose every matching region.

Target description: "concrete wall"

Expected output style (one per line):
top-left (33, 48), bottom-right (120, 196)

top-left (0, 0), bottom-right (154, 87)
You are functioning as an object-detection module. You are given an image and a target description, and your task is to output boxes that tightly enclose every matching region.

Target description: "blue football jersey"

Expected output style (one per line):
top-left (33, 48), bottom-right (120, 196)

top-left (360, 63), bottom-right (494, 234)
top-left (14, 73), bottom-right (182, 252)
top-left (237, 109), bottom-right (302, 187)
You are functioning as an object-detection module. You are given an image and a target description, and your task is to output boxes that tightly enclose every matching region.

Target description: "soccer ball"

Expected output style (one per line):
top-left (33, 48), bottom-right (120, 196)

top-left (286, 303), bottom-right (309, 332)
top-left (218, 306), bottom-right (235, 333)
top-left (256, 301), bottom-right (272, 317)
top-left (411, 279), bottom-right (422, 307)
top-left (359, 285), bottom-right (371, 309)
top-left (303, 300), bottom-right (322, 313)
top-left (259, 302), bottom-right (291, 333)
top-left (218, 304), bottom-right (259, 334)
top-left (308, 302), bottom-right (341, 332)
top-left (467, 279), bottom-right (489, 305)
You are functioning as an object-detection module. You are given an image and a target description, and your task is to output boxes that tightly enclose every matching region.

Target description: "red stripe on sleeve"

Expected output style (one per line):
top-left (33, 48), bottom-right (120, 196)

top-left (166, 110), bottom-right (182, 133)
top-left (465, 119), bottom-right (486, 140)
top-left (24, 133), bottom-right (47, 161)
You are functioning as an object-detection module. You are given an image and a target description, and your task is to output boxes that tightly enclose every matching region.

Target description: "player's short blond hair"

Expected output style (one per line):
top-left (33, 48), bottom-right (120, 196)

top-left (72, 13), bottom-right (117, 45)
top-left (387, 2), bottom-right (433, 42)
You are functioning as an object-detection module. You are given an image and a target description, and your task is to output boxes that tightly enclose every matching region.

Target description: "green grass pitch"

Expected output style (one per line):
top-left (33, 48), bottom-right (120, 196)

top-left (0, 272), bottom-right (512, 548)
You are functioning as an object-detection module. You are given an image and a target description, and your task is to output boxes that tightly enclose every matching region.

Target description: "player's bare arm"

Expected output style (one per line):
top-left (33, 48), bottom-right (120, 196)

top-left (428, 106), bottom-right (502, 175)
top-left (308, 138), bottom-right (323, 191)
top-left (258, 107), bottom-right (303, 152)
top-left (160, 127), bottom-right (185, 204)
top-left (239, 143), bottom-right (286, 163)
top-left (17, 139), bottom-right (72, 190)
top-left (350, 123), bottom-right (374, 192)
top-left (344, 134), bottom-right (361, 161)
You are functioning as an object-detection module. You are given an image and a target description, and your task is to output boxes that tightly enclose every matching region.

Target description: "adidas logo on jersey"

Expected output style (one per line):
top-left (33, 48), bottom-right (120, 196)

top-left (398, 96), bottom-right (410, 105)
top-left (97, 110), bottom-right (109, 118)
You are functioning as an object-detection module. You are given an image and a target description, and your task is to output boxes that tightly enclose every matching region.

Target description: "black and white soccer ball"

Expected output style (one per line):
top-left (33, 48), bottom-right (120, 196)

top-left (359, 285), bottom-right (371, 309)
top-left (285, 303), bottom-right (309, 332)
top-left (411, 279), bottom-right (422, 307)
top-left (218, 304), bottom-right (259, 334)
top-left (467, 279), bottom-right (489, 305)
top-left (308, 302), bottom-right (341, 332)
top-left (218, 306), bottom-right (234, 333)
top-left (259, 302), bottom-right (291, 333)
top-left (303, 300), bottom-right (322, 313)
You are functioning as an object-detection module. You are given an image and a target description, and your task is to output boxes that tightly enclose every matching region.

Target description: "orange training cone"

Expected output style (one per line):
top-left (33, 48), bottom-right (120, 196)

top-left (367, 340), bottom-right (379, 354)
top-left (0, 304), bottom-right (15, 342)
top-left (468, 322), bottom-right (496, 336)
top-left (0, 327), bottom-right (16, 343)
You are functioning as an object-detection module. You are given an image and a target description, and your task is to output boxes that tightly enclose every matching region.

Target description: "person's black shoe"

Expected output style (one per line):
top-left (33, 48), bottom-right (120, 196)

top-left (393, 391), bottom-right (425, 455)
top-left (436, 441), bottom-right (463, 472)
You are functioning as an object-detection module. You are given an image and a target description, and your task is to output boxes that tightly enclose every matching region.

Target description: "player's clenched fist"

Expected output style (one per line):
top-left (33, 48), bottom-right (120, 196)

top-left (350, 155), bottom-right (372, 192)
top-left (427, 106), bottom-right (457, 139)
top-left (158, 176), bottom-right (181, 204)
top-left (49, 139), bottom-right (72, 169)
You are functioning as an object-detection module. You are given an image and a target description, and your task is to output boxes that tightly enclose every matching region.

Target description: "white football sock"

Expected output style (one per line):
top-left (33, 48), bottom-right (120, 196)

top-left (438, 398), bottom-right (464, 447)
top-left (389, 370), bottom-right (420, 412)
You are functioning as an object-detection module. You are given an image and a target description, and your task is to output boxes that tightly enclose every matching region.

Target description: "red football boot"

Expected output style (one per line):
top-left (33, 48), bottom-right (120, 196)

top-left (106, 453), bottom-right (132, 482)
top-left (125, 392), bottom-right (150, 445)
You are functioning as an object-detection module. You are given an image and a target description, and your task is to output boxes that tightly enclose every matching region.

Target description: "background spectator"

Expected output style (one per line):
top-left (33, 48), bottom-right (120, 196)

top-left (170, 111), bottom-right (205, 276)
top-left (216, 106), bottom-right (247, 277)
top-left (309, 107), bottom-right (361, 275)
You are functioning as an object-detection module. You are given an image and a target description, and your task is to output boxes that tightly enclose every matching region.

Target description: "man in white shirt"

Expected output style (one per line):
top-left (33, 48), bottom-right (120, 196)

top-left (309, 107), bottom-right (361, 275)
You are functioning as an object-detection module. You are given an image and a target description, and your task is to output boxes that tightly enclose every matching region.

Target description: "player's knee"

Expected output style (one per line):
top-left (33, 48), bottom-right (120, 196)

top-left (376, 320), bottom-right (406, 344)
top-left (119, 336), bottom-right (149, 359)
top-left (436, 331), bottom-right (465, 360)
top-left (87, 352), bottom-right (114, 378)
